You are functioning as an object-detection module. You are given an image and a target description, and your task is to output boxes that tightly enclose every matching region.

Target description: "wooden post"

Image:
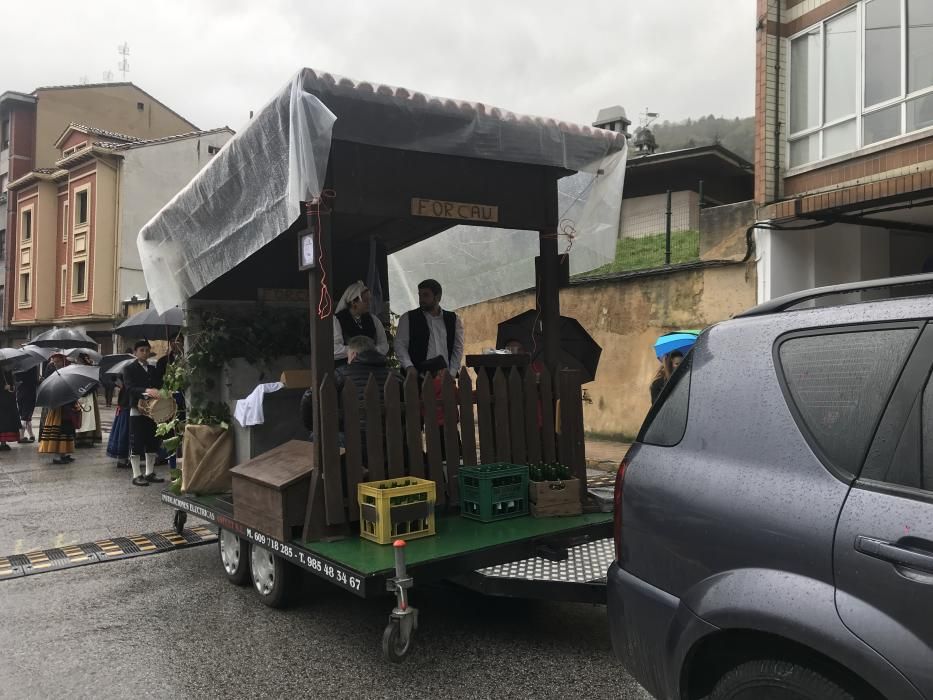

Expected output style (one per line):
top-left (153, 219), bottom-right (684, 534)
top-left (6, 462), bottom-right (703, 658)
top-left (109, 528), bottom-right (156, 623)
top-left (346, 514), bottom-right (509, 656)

top-left (538, 227), bottom-right (561, 372)
top-left (302, 203), bottom-right (336, 541)
top-left (558, 369), bottom-right (587, 507)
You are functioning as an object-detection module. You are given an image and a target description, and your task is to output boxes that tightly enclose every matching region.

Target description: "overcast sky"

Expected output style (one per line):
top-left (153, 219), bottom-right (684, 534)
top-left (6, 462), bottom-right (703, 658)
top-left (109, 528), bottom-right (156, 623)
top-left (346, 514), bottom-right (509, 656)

top-left (3, 0), bottom-right (756, 134)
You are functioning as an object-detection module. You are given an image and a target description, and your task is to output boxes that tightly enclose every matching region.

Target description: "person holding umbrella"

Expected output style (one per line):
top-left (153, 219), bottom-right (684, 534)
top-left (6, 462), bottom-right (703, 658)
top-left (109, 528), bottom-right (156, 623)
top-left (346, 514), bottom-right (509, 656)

top-left (35, 362), bottom-right (98, 465)
top-left (0, 368), bottom-right (22, 451)
top-left (73, 352), bottom-right (102, 448)
top-left (123, 340), bottom-right (165, 486)
top-left (14, 365), bottom-right (39, 443)
top-left (649, 331), bottom-right (699, 404)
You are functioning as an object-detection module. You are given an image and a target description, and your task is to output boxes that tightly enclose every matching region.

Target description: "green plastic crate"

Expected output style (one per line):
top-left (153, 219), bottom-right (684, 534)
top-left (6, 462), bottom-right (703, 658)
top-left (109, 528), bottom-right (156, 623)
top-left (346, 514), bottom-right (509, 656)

top-left (458, 463), bottom-right (529, 522)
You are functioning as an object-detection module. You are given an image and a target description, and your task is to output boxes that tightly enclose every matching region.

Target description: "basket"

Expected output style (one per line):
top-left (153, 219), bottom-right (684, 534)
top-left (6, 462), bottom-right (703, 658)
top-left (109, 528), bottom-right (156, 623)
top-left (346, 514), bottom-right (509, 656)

top-left (458, 463), bottom-right (529, 522)
top-left (358, 477), bottom-right (436, 545)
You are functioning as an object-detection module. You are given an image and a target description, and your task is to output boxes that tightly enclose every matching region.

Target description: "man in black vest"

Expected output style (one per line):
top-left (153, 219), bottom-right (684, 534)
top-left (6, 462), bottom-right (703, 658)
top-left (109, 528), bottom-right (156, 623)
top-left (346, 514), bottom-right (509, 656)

top-left (123, 340), bottom-right (165, 487)
top-left (394, 279), bottom-right (464, 377)
top-left (333, 281), bottom-right (389, 366)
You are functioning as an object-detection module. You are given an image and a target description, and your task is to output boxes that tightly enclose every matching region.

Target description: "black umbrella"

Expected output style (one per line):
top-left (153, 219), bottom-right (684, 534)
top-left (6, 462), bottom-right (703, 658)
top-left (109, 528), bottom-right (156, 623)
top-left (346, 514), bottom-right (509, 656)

top-left (36, 365), bottom-right (100, 408)
top-left (65, 348), bottom-right (103, 364)
top-left (115, 306), bottom-right (183, 338)
top-left (496, 310), bottom-right (602, 383)
top-left (30, 327), bottom-right (97, 350)
top-left (99, 355), bottom-right (135, 388)
top-left (0, 348), bottom-right (40, 373)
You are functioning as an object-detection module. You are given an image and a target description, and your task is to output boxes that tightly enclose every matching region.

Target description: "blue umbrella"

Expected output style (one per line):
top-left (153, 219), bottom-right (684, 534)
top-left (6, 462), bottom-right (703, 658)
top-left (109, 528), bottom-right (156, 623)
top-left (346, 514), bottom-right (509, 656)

top-left (654, 331), bottom-right (699, 359)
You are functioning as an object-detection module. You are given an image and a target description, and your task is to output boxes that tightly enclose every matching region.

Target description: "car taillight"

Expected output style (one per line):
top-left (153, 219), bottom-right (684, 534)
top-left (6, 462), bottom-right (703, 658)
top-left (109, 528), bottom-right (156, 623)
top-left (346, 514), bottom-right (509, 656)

top-left (613, 457), bottom-right (629, 562)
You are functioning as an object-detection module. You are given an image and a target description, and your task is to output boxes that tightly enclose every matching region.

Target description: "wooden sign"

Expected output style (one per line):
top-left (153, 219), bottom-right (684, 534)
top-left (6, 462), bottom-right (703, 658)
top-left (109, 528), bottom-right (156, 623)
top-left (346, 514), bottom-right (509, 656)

top-left (411, 198), bottom-right (499, 223)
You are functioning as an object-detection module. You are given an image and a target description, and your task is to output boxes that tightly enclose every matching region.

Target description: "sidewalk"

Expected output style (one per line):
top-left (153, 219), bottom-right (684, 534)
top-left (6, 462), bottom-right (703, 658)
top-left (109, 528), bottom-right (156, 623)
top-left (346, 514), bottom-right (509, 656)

top-left (585, 437), bottom-right (630, 472)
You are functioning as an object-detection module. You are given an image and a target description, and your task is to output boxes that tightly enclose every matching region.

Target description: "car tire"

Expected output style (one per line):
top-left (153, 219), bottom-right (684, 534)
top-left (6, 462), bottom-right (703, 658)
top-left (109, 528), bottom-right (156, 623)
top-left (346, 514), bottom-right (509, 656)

top-left (711, 659), bottom-right (855, 700)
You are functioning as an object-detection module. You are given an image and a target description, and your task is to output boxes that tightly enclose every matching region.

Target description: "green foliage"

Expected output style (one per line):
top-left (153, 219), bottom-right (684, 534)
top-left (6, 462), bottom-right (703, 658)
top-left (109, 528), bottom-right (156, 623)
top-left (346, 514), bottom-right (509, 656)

top-left (581, 230), bottom-right (700, 277)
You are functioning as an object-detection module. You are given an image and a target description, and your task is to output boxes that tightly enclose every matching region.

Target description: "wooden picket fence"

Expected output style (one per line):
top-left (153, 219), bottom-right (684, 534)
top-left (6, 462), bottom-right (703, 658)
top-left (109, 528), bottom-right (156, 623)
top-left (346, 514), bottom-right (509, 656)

top-left (315, 365), bottom-right (586, 526)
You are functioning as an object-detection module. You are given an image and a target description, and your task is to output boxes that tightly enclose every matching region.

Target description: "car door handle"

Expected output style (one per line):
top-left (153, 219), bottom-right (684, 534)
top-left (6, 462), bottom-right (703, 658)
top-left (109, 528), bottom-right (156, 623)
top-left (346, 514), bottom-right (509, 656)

top-left (854, 536), bottom-right (933, 574)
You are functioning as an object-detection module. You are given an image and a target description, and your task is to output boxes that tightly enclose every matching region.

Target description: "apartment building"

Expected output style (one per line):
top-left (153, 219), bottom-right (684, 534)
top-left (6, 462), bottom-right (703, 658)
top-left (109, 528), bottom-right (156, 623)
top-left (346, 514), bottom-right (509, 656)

top-left (754, 0), bottom-right (933, 300)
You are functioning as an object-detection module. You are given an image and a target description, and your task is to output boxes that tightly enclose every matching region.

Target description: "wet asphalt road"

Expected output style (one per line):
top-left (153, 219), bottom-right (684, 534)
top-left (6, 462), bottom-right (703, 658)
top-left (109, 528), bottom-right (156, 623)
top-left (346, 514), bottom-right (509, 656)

top-left (0, 408), bottom-right (651, 699)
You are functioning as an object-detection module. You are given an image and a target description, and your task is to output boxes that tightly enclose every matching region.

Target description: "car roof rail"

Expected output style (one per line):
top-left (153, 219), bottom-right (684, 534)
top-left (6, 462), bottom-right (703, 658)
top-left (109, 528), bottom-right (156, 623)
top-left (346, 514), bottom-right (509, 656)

top-left (737, 272), bottom-right (933, 318)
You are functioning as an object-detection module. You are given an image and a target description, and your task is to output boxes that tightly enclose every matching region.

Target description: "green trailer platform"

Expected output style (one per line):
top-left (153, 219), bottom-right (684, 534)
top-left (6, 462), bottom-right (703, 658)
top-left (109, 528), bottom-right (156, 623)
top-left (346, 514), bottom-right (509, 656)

top-left (162, 490), bottom-right (614, 661)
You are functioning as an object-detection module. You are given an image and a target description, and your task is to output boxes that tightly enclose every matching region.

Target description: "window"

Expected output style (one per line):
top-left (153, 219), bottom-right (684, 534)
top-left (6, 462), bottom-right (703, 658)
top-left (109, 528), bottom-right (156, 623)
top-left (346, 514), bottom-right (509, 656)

top-left (62, 142), bottom-right (87, 158)
top-left (778, 328), bottom-right (917, 476)
top-left (208, 145), bottom-right (220, 155)
top-left (861, 363), bottom-right (933, 492)
top-left (639, 352), bottom-right (693, 447)
top-left (1, 118), bottom-right (9, 149)
top-left (0, 231), bottom-right (5, 260)
top-left (72, 260), bottom-right (86, 299)
top-left (74, 189), bottom-right (89, 227)
top-left (788, 0), bottom-right (933, 167)
top-left (60, 266), bottom-right (67, 307)
top-left (0, 174), bottom-right (7, 204)
top-left (18, 272), bottom-right (29, 306)
top-left (62, 202), bottom-right (69, 242)
top-left (21, 209), bottom-right (32, 242)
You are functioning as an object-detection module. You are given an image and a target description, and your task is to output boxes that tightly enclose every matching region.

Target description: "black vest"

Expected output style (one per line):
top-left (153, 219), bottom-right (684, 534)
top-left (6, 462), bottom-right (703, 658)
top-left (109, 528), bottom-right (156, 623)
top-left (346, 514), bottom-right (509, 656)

top-left (336, 309), bottom-right (377, 344)
top-left (407, 309), bottom-right (456, 371)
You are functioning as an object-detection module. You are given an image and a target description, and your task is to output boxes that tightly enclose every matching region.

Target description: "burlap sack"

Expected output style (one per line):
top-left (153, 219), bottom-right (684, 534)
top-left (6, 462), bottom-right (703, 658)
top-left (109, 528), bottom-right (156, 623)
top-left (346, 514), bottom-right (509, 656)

top-left (181, 424), bottom-right (234, 494)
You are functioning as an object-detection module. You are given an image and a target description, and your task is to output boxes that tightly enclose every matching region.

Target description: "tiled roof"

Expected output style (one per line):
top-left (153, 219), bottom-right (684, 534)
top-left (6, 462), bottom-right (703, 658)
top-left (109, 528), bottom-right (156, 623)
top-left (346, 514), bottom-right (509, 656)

top-left (68, 123), bottom-right (141, 143)
top-left (302, 69), bottom-right (626, 148)
top-left (34, 81), bottom-right (133, 92)
top-left (105, 127), bottom-right (233, 150)
top-left (34, 167), bottom-right (59, 174)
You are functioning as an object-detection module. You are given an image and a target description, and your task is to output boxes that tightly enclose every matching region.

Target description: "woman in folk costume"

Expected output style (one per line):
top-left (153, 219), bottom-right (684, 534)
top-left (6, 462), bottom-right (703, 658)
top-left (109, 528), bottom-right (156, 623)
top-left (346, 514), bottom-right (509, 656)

top-left (73, 352), bottom-right (102, 447)
top-left (106, 375), bottom-right (131, 469)
top-left (333, 281), bottom-right (389, 366)
top-left (37, 352), bottom-right (79, 465)
top-left (0, 369), bottom-right (22, 450)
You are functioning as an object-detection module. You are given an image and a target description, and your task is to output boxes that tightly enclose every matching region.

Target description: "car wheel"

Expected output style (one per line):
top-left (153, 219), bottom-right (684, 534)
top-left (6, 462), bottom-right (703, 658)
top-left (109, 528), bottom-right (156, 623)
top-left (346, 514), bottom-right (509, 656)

top-left (711, 659), bottom-right (855, 700)
top-left (249, 544), bottom-right (298, 608)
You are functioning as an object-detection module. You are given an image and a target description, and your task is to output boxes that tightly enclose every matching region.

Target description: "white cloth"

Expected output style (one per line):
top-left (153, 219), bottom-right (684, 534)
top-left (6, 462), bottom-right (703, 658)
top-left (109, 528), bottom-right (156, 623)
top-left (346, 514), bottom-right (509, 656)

top-left (234, 382), bottom-right (284, 427)
top-left (336, 280), bottom-right (367, 313)
top-left (333, 312), bottom-right (389, 361)
top-left (394, 308), bottom-right (465, 376)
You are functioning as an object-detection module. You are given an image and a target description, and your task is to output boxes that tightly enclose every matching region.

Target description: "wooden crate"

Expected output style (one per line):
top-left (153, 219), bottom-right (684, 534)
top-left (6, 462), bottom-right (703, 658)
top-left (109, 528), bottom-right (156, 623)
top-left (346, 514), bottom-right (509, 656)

top-left (529, 478), bottom-right (582, 517)
top-left (231, 440), bottom-right (313, 541)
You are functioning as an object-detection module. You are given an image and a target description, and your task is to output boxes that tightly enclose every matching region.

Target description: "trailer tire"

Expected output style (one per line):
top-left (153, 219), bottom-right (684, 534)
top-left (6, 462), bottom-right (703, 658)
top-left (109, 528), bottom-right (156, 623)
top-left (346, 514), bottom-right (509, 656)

top-left (249, 544), bottom-right (298, 608)
top-left (218, 529), bottom-right (250, 586)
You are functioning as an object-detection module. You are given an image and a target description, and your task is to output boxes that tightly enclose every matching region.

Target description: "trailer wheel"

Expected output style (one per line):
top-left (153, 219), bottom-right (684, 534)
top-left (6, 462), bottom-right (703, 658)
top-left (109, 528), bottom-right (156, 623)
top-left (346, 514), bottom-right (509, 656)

top-left (173, 510), bottom-right (187, 535)
top-left (218, 529), bottom-right (250, 586)
top-left (382, 619), bottom-right (414, 662)
top-left (249, 544), bottom-right (297, 608)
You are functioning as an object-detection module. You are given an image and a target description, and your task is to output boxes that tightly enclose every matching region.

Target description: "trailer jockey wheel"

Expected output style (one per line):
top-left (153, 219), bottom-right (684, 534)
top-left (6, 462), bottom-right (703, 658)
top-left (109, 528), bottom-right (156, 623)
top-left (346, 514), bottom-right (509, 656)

top-left (383, 539), bottom-right (418, 662)
top-left (173, 509), bottom-right (187, 535)
top-left (218, 529), bottom-right (251, 586)
top-left (249, 544), bottom-right (297, 608)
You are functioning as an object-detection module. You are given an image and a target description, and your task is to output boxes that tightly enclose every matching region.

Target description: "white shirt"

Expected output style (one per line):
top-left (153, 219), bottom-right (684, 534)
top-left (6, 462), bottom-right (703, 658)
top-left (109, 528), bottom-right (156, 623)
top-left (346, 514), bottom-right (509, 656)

top-left (394, 308), bottom-right (465, 376)
top-left (333, 312), bottom-right (389, 361)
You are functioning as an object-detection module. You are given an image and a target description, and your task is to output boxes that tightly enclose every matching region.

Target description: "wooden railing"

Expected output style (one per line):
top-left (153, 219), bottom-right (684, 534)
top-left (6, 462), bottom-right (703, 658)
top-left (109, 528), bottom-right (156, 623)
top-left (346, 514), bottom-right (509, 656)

top-left (313, 365), bottom-right (586, 527)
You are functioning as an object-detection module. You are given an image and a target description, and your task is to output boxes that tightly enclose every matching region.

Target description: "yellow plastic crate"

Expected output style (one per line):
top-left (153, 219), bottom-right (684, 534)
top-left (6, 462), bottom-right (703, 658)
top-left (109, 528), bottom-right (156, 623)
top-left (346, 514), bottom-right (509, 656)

top-left (357, 477), bottom-right (436, 545)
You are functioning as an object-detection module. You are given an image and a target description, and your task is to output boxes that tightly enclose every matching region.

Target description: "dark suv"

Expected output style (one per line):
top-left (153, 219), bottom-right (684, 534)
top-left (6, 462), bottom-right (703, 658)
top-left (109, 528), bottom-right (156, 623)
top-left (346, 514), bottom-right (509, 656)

top-left (608, 275), bottom-right (933, 700)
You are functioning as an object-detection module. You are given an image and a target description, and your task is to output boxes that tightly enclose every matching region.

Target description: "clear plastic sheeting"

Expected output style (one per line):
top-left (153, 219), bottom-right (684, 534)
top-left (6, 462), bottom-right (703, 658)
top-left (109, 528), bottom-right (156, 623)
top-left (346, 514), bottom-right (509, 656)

top-left (139, 73), bottom-right (336, 313)
top-left (388, 144), bottom-right (627, 312)
top-left (138, 68), bottom-right (626, 312)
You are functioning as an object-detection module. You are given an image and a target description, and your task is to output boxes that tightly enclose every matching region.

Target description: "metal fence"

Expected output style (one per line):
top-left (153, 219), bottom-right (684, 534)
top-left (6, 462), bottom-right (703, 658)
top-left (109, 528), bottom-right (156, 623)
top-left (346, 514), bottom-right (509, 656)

top-left (588, 192), bottom-right (702, 276)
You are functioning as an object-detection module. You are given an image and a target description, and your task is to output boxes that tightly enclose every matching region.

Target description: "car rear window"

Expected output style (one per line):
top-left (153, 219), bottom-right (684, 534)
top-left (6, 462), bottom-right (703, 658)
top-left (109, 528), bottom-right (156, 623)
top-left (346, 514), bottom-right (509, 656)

top-left (777, 328), bottom-right (917, 477)
top-left (639, 352), bottom-right (692, 447)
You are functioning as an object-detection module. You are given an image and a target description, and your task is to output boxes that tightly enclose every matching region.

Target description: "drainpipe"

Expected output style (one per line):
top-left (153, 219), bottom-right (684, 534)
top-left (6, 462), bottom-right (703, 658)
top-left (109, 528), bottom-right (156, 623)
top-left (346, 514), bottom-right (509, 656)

top-left (772, 0), bottom-right (782, 203)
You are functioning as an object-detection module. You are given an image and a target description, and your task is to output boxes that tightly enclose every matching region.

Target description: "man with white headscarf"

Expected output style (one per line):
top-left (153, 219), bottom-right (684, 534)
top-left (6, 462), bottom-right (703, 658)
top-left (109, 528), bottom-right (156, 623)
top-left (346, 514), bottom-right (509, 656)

top-left (333, 280), bottom-right (389, 365)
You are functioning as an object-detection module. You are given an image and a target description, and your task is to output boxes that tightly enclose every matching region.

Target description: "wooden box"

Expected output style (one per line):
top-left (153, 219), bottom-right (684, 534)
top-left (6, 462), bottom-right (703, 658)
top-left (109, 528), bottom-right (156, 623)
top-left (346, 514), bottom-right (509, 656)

top-left (231, 440), bottom-right (313, 541)
top-left (529, 478), bottom-right (582, 517)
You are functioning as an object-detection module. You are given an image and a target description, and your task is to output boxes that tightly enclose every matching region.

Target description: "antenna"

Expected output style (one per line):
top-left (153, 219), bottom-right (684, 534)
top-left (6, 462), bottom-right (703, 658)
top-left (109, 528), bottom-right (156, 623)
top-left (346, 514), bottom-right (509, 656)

top-left (117, 42), bottom-right (130, 80)
top-left (639, 109), bottom-right (660, 130)
top-left (102, 70), bottom-right (114, 82)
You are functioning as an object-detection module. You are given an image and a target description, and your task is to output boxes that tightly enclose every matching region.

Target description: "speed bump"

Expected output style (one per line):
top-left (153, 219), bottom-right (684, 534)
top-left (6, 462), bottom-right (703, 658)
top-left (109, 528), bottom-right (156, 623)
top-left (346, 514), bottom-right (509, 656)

top-left (0, 525), bottom-right (217, 580)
